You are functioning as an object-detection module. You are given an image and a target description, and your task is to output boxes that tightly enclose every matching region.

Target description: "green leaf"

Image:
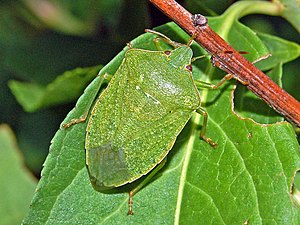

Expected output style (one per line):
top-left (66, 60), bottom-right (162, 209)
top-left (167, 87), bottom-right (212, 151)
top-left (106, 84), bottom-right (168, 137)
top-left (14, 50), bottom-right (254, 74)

top-left (235, 63), bottom-right (285, 124)
top-left (0, 124), bottom-right (37, 225)
top-left (23, 17), bottom-right (300, 225)
top-left (208, 14), bottom-right (269, 64)
top-left (208, 3), bottom-right (300, 125)
top-left (254, 32), bottom-right (300, 71)
top-left (278, 0), bottom-right (300, 32)
top-left (234, 33), bottom-right (300, 124)
top-left (9, 66), bottom-right (100, 112)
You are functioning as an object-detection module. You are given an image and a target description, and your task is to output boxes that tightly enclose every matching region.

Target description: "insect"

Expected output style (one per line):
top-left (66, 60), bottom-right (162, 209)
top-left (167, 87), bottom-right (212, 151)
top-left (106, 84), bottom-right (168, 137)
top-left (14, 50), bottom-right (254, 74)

top-left (65, 30), bottom-right (217, 215)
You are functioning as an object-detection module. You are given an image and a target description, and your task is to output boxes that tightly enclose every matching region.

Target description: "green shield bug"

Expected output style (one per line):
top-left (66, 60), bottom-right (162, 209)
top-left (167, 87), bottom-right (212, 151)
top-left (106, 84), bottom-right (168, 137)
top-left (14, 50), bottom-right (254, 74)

top-left (65, 29), bottom-right (217, 215)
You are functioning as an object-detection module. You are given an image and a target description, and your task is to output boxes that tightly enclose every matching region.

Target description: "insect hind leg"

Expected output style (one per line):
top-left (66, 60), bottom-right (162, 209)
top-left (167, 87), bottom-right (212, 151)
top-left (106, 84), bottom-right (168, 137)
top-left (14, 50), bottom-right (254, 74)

top-left (196, 107), bottom-right (217, 148)
top-left (127, 157), bottom-right (167, 215)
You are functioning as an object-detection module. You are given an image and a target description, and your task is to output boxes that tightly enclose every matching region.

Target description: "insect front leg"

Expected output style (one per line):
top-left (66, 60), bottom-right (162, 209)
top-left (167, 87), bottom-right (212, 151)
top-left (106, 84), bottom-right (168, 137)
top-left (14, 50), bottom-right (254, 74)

top-left (145, 29), bottom-right (181, 50)
top-left (208, 53), bottom-right (273, 88)
top-left (196, 107), bottom-right (217, 148)
top-left (194, 73), bottom-right (236, 90)
top-left (127, 158), bottom-right (167, 215)
top-left (63, 111), bottom-right (89, 129)
top-left (63, 73), bottom-right (112, 129)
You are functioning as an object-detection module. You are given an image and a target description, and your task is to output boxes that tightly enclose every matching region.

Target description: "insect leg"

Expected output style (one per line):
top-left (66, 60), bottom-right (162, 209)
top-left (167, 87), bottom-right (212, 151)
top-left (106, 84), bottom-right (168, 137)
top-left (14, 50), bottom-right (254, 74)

top-left (127, 158), bottom-right (167, 215)
top-left (196, 107), bottom-right (217, 148)
top-left (62, 73), bottom-right (112, 128)
top-left (193, 73), bottom-right (232, 90)
top-left (212, 73), bottom-right (234, 89)
top-left (211, 53), bottom-right (272, 87)
top-left (194, 50), bottom-right (271, 89)
top-left (191, 53), bottom-right (235, 88)
top-left (153, 37), bottom-right (171, 51)
top-left (209, 53), bottom-right (272, 88)
top-left (145, 29), bottom-right (177, 48)
top-left (145, 29), bottom-right (189, 51)
top-left (194, 73), bottom-right (235, 90)
top-left (191, 54), bottom-right (208, 62)
top-left (209, 53), bottom-right (271, 88)
top-left (63, 112), bottom-right (88, 129)
top-left (186, 32), bottom-right (197, 46)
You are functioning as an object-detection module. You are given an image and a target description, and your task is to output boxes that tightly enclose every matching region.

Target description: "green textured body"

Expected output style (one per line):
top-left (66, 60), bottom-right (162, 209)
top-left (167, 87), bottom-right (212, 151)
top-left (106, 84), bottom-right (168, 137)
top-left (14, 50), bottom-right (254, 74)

top-left (86, 45), bottom-right (201, 189)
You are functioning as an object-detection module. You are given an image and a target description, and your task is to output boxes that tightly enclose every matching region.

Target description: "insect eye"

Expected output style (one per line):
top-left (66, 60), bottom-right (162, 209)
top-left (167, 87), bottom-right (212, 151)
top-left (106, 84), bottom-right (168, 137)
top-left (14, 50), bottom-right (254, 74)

top-left (164, 50), bottom-right (171, 55)
top-left (185, 64), bottom-right (192, 72)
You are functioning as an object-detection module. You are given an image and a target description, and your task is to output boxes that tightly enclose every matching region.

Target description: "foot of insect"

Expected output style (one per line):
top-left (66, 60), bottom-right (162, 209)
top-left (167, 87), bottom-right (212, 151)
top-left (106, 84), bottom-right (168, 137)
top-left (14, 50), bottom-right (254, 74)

top-left (127, 158), bottom-right (167, 215)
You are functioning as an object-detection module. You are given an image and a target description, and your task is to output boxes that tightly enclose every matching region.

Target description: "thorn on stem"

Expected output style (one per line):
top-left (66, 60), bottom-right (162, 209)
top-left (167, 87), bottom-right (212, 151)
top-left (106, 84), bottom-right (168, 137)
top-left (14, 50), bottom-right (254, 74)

top-left (191, 14), bottom-right (208, 27)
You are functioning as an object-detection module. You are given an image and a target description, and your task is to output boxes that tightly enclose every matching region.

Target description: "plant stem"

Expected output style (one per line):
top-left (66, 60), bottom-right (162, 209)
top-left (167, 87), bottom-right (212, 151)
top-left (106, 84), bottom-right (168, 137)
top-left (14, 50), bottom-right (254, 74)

top-left (149, 0), bottom-right (300, 127)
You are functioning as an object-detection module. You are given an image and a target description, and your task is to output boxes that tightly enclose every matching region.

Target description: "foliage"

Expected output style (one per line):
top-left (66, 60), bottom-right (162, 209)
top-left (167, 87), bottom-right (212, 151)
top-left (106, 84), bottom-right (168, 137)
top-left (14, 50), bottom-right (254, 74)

top-left (0, 0), bottom-right (299, 224)
top-left (0, 125), bottom-right (37, 225)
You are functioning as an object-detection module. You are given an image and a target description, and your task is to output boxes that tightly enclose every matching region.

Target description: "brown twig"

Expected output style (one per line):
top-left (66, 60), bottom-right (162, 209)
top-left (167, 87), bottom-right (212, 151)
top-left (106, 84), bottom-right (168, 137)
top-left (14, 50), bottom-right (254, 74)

top-left (150, 0), bottom-right (300, 127)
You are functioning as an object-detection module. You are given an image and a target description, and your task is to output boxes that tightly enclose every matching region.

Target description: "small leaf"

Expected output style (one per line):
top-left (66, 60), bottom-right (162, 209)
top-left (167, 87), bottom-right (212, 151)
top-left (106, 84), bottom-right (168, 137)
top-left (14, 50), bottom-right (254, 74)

top-left (0, 124), bottom-right (37, 225)
top-left (9, 66), bottom-right (101, 112)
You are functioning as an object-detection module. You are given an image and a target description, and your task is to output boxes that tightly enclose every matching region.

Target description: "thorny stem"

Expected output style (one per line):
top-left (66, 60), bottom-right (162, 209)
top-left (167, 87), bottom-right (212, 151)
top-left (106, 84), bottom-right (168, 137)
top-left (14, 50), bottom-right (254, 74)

top-left (149, 0), bottom-right (300, 127)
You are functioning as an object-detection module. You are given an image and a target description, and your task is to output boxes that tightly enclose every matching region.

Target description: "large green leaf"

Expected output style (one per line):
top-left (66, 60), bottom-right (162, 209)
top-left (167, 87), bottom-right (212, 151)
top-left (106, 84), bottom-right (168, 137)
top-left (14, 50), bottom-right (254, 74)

top-left (23, 11), bottom-right (300, 225)
top-left (0, 125), bottom-right (37, 225)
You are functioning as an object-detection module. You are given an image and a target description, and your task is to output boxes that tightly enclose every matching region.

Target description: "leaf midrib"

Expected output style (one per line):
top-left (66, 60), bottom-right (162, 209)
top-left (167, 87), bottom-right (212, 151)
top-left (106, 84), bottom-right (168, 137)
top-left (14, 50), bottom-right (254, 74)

top-left (174, 113), bottom-right (200, 225)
